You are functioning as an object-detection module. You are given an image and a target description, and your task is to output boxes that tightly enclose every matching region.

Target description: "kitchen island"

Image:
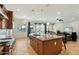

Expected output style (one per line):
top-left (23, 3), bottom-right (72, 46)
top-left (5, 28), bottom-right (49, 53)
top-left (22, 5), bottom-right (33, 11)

top-left (29, 35), bottom-right (63, 55)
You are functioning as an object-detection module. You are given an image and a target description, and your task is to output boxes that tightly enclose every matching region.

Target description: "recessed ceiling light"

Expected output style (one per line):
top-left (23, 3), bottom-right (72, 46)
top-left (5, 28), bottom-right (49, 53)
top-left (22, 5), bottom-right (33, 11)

top-left (75, 11), bottom-right (79, 14)
top-left (72, 17), bottom-right (74, 20)
top-left (16, 8), bottom-right (20, 12)
top-left (35, 12), bottom-right (39, 15)
top-left (32, 9), bottom-right (35, 12)
top-left (41, 9), bottom-right (43, 12)
top-left (57, 11), bottom-right (61, 15)
top-left (77, 12), bottom-right (79, 14)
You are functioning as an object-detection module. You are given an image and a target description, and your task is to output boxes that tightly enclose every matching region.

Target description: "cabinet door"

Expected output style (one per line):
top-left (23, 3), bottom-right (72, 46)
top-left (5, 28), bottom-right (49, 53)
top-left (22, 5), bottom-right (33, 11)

top-left (43, 39), bottom-right (62, 55)
top-left (30, 37), bottom-right (37, 51)
top-left (36, 40), bottom-right (43, 55)
top-left (55, 39), bottom-right (62, 52)
top-left (44, 40), bottom-right (56, 54)
top-left (6, 11), bottom-right (13, 29)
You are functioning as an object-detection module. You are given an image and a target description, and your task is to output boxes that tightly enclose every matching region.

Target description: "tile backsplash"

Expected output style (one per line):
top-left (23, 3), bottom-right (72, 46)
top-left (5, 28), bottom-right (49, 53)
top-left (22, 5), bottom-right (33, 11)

top-left (0, 29), bottom-right (13, 37)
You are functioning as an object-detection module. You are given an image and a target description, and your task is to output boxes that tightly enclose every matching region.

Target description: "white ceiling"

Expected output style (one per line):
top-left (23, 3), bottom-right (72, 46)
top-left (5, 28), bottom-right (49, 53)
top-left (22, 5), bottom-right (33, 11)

top-left (4, 4), bottom-right (79, 23)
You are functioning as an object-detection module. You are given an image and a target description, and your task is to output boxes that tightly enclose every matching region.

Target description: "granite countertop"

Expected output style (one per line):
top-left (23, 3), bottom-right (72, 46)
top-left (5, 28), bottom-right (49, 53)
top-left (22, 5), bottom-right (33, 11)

top-left (30, 34), bottom-right (63, 41)
top-left (0, 37), bottom-right (15, 46)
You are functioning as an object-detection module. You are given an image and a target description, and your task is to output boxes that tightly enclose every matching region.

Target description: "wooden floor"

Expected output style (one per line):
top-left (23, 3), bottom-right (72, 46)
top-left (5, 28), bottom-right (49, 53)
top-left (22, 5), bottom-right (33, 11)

top-left (13, 37), bottom-right (36, 55)
top-left (60, 39), bottom-right (79, 55)
top-left (13, 36), bottom-right (79, 55)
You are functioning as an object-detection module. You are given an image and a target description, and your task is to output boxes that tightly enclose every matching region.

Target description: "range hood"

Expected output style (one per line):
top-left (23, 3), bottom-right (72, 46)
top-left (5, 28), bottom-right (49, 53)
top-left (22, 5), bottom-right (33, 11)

top-left (0, 7), bottom-right (8, 19)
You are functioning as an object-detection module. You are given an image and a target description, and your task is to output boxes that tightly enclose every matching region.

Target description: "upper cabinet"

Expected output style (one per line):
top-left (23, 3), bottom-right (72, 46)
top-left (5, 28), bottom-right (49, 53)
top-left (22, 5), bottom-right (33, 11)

top-left (0, 4), bottom-right (8, 19)
top-left (0, 4), bottom-right (13, 29)
top-left (0, 20), bottom-right (2, 28)
top-left (6, 11), bottom-right (13, 29)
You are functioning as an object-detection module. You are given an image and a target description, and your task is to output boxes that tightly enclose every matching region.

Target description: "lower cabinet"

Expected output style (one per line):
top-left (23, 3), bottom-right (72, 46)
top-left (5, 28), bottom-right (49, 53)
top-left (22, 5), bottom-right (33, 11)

top-left (2, 45), bottom-right (9, 55)
top-left (30, 37), bottom-right (43, 54)
top-left (43, 39), bottom-right (62, 55)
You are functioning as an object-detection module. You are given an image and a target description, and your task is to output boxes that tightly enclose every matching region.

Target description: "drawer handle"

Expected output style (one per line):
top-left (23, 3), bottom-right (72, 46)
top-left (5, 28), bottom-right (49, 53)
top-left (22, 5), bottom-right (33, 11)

top-left (54, 42), bottom-right (57, 45)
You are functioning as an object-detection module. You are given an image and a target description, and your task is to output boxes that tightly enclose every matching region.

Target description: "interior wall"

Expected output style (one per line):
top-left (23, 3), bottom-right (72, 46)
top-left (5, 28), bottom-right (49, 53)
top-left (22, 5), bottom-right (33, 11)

top-left (13, 19), bottom-right (28, 38)
top-left (69, 20), bottom-right (79, 36)
top-left (13, 18), bottom-right (79, 38)
top-left (53, 20), bottom-right (64, 33)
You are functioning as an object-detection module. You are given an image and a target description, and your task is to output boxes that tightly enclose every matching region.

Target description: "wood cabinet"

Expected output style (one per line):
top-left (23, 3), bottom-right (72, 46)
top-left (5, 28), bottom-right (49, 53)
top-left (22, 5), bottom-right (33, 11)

top-left (0, 4), bottom-right (3, 29)
top-left (0, 4), bottom-right (3, 8)
top-left (0, 19), bottom-right (2, 29)
top-left (43, 39), bottom-right (62, 54)
top-left (0, 4), bottom-right (7, 19)
top-left (29, 36), bottom-right (62, 55)
top-left (6, 11), bottom-right (13, 29)
top-left (0, 4), bottom-right (13, 29)
top-left (30, 36), bottom-right (43, 54)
